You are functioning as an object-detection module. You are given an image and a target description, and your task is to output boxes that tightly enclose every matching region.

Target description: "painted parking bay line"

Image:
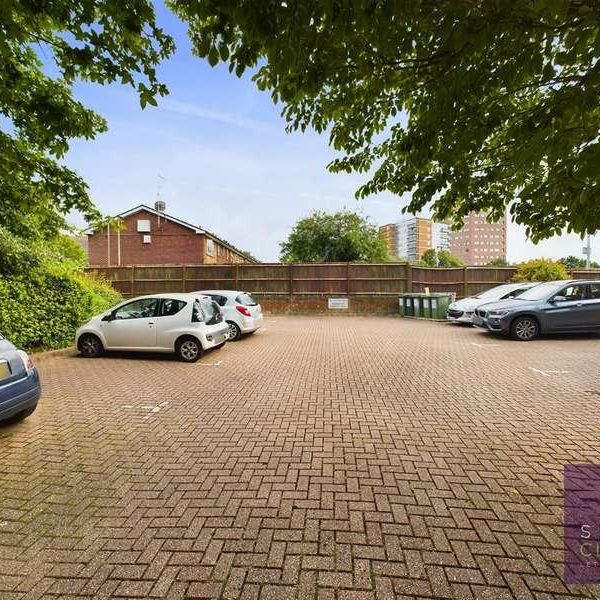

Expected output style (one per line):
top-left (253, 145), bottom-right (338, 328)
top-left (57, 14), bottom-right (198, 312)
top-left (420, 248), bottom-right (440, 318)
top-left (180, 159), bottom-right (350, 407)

top-left (198, 360), bottom-right (223, 366)
top-left (529, 367), bottom-right (572, 377)
top-left (471, 342), bottom-right (499, 348)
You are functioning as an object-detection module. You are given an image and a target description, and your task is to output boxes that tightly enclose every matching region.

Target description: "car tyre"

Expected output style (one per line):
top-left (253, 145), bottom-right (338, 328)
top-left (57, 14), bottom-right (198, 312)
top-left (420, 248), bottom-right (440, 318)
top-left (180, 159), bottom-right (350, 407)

top-left (226, 321), bottom-right (242, 341)
top-left (15, 405), bottom-right (37, 422)
top-left (2, 405), bottom-right (37, 425)
top-left (511, 316), bottom-right (539, 341)
top-left (78, 333), bottom-right (104, 357)
top-left (176, 336), bottom-right (203, 362)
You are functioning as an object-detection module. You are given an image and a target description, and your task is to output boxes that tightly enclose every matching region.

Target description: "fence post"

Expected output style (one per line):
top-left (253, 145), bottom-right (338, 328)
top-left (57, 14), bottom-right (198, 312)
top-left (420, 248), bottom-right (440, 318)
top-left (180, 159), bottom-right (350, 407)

top-left (463, 267), bottom-right (468, 298)
top-left (234, 263), bottom-right (239, 289)
top-left (406, 263), bottom-right (413, 293)
top-left (131, 265), bottom-right (136, 297)
top-left (182, 265), bottom-right (187, 293)
top-left (289, 264), bottom-right (294, 296)
top-left (346, 263), bottom-right (350, 294)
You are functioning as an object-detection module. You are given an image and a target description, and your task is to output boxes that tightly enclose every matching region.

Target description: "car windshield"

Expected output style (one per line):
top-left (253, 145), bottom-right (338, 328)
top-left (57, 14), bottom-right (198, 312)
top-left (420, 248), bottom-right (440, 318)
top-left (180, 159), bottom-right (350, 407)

top-left (514, 281), bottom-right (564, 301)
top-left (236, 293), bottom-right (257, 306)
top-left (474, 285), bottom-right (515, 299)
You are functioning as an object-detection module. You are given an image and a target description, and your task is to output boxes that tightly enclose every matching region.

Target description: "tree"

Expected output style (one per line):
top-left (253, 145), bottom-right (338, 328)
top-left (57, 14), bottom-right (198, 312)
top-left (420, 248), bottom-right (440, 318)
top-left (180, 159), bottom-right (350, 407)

top-left (559, 255), bottom-right (600, 269)
top-left (487, 258), bottom-right (510, 267)
top-left (512, 259), bottom-right (569, 282)
top-left (1, 2), bottom-right (174, 240)
top-left (280, 211), bottom-right (388, 263)
top-left (420, 249), bottom-right (464, 267)
top-left (170, 1), bottom-right (600, 242)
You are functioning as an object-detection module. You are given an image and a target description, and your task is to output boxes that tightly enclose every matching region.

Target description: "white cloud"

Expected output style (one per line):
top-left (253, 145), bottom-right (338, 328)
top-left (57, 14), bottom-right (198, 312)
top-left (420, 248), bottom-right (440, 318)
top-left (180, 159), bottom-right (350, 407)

top-left (158, 98), bottom-right (276, 133)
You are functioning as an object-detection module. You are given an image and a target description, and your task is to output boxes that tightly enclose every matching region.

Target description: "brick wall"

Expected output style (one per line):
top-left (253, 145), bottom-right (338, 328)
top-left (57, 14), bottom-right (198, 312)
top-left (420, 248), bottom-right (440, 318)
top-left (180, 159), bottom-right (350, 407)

top-left (88, 209), bottom-right (204, 266)
top-left (258, 295), bottom-right (400, 315)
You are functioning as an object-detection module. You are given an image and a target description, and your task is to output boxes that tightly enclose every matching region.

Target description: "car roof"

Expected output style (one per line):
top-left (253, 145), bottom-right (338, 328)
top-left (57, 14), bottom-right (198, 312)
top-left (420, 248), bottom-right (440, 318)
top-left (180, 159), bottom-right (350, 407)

top-left (125, 293), bottom-right (212, 302)
top-left (536, 279), bottom-right (595, 285)
top-left (195, 290), bottom-right (246, 297)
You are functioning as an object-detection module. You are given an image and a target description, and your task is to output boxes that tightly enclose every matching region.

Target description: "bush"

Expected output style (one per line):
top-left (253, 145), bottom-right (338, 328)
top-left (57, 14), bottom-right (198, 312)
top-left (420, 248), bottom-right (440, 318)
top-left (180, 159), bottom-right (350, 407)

top-left (0, 227), bottom-right (121, 350)
top-left (512, 258), bottom-right (569, 282)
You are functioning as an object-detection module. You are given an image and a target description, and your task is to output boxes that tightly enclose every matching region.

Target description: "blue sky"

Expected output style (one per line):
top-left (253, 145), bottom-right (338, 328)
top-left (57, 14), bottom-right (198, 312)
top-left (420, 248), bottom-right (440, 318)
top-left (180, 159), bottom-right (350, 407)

top-left (65, 2), bottom-right (598, 263)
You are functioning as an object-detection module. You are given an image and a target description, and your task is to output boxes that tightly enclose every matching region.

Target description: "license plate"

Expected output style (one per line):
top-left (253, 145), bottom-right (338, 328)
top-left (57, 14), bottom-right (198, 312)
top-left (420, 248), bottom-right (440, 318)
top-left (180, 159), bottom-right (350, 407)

top-left (0, 360), bottom-right (11, 381)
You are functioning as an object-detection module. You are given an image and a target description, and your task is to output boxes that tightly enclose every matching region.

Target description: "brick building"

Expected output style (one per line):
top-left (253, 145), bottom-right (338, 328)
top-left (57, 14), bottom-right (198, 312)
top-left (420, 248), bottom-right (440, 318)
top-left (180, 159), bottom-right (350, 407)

top-left (449, 211), bottom-right (507, 266)
top-left (87, 204), bottom-right (256, 266)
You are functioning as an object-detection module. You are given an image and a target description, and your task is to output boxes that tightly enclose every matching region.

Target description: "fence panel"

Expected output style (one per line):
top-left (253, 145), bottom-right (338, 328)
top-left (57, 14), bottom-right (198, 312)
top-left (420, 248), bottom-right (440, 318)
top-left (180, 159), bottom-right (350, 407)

top-left (238, 264), bottom-right (290, 294)
top-left (412, 267), bottom-right (465, 296)
top-left (86, 264), bottom-right (600, 306)
top-left (348, 263), bottom-right (408, 294)
top-left (291, 264), bottom-right (348, 294)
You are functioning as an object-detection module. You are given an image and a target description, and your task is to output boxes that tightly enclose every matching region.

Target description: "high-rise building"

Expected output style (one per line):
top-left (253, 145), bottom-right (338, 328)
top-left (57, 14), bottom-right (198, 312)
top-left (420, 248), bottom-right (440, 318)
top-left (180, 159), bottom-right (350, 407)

top-left (449, 211), bottom-right (507, 265)
top-left (379, 223), bottom-right (399, 258)
top-left (379, 217), bottom-right (451, 261)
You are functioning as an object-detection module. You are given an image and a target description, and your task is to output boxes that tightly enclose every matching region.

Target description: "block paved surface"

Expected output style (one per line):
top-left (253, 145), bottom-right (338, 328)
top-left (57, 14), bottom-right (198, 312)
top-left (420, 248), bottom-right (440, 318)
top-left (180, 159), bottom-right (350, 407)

top-left (1, 316), bottom-right (600, 600)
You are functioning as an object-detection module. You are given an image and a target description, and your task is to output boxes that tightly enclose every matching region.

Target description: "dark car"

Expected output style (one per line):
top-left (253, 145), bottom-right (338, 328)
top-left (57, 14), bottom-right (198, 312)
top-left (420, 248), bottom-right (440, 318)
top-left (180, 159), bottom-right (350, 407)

top-left (473, 280), bottom-right (600, 341)
top-left (0, 332), bottom-right (41, 422)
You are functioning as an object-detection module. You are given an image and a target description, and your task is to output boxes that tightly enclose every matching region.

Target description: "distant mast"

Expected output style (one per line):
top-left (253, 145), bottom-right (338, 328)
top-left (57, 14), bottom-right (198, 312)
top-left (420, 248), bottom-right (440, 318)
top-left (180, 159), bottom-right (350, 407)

top-left (155, 173), bottom-right (166, 227)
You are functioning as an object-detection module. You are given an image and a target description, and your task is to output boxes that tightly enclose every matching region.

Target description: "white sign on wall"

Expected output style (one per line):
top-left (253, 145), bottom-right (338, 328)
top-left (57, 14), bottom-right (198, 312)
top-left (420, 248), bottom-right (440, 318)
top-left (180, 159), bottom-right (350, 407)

top-left (328, 297), bottom-right (349, 310)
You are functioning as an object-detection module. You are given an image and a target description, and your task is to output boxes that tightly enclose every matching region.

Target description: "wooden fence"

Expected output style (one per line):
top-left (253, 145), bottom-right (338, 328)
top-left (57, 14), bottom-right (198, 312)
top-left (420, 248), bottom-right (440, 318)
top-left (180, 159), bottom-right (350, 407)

top-left (86, 263), bottom-right (600, 302)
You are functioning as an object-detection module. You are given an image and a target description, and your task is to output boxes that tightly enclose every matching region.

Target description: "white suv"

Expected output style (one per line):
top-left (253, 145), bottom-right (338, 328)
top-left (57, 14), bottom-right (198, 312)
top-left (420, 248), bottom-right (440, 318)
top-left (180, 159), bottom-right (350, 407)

top-left (76, 293), bottom-right (228, 362)
top-left (196, 290), bottom-right (263, 341)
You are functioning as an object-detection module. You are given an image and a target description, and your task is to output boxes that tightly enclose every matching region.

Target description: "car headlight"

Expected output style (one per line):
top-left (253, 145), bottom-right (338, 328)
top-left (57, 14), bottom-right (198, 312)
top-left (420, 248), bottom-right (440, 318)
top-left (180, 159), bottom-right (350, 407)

top-left (487, 310), bottom-right (510, 318)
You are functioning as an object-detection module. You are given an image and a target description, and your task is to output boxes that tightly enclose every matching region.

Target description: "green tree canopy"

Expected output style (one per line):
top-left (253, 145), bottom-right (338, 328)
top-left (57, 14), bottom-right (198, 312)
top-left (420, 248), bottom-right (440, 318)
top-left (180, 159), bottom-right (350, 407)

top-left (419, 248), bottom-right (464, 268)
top-left (486, 257), bottom-right (511, 267)
top-left (170, 0), bottom-right (600, 242)
top-left (559, 255), bottom-right (600, 269)
top-left (280, 210), bottom-right (388, 263)
top-left (1, 1), bottom-right (174, 239)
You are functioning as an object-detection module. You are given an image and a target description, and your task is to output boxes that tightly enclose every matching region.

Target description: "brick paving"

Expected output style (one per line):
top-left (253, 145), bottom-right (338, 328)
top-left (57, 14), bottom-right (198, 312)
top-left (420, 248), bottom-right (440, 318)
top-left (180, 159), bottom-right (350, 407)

top-left (1, 316), bottom-right (600, 599)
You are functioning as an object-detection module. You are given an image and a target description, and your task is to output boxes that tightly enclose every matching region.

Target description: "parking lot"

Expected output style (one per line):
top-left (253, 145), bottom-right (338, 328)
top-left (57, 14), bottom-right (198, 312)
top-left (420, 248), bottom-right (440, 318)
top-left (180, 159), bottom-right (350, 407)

top-left (1, 316), bottom-right (600, 599)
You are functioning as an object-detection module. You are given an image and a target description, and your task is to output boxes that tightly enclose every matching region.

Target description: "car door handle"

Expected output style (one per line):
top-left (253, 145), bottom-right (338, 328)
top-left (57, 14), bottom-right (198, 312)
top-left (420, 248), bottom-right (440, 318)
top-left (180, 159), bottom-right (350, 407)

top-left (148, 322), bottom-right (154, 326)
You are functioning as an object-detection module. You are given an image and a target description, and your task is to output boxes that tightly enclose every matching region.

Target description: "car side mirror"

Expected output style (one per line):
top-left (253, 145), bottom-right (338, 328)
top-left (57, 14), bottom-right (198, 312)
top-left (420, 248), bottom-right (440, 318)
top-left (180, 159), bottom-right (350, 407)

top-left (101, 313), bottom-right (114, 322)
top-left (550, 295), bottom-right (567, 304)
top-left (507, 294), bottom-right (515, 299)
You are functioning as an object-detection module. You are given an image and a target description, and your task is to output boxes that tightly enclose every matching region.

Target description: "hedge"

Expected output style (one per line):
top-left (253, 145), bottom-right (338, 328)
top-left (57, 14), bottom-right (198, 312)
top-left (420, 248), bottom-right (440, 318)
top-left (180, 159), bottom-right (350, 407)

top-left (0, 227), bottom-right (121, 351)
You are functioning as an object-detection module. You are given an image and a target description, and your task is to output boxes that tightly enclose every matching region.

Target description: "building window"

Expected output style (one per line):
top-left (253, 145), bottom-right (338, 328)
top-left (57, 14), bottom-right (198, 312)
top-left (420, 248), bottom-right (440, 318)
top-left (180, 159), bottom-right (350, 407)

top-left (206, 239), bottom-right (215, 256)
top-left (137, 219), bottom-right (151, 233)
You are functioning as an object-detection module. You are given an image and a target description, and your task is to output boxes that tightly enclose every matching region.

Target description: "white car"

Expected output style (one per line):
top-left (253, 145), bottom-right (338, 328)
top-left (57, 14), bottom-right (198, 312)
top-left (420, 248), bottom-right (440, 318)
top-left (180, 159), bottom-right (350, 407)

top-left (76, 293), bottom-right (229, 362)
top-left (447, 282), bottom-right (536, 324)
top-left (196, 290), bottom-right (263, 341)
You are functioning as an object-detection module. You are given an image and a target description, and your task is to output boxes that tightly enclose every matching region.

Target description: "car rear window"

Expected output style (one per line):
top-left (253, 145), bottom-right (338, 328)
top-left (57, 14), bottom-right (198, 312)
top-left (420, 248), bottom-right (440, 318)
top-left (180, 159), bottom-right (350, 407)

top-left (208, 294), bottom-right (228, 307)
top-left (236, 293), bottom-right (257, 306)
top-left (193, 298), bottom-right (223, 325)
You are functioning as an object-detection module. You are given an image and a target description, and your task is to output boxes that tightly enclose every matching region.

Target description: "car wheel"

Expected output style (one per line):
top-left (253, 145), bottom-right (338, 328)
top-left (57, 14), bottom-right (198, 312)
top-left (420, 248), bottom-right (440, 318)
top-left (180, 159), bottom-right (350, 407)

top-left (78, 333), bottom-right (104, 357)
top-left (511, 316), bottom-right (539, 341)
top-left (15, 405), bottom-right (37, 422)
top-left (226, 321), bottom-right (242, 341)
top-left (176, 336), bottom-right (203, 362)
top-left (2, 404), bottom-right (37, 425)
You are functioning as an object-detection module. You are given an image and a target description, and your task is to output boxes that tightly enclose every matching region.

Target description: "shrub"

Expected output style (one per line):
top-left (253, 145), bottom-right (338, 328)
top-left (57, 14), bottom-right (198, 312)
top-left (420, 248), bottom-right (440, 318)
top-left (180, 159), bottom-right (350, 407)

top-left (512, 258), bottom-right (569, 282)
top-left (0, 228), bottom-right (120, 350)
